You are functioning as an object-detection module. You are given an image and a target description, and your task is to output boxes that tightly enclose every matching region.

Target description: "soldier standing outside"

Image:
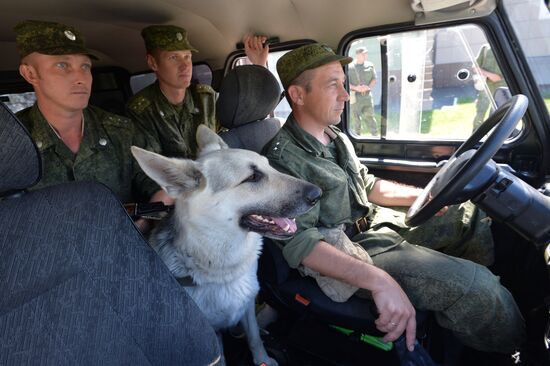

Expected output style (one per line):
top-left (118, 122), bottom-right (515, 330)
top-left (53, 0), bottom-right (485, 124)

top-left (349, 47), bottom-right (378, 136)
top-left (472, 44), bottom-right (505, 130)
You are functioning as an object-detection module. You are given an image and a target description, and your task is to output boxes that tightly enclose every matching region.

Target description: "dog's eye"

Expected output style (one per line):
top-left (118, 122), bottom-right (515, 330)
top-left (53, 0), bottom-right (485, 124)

top-left (242, 170), bottom-right (263, 184)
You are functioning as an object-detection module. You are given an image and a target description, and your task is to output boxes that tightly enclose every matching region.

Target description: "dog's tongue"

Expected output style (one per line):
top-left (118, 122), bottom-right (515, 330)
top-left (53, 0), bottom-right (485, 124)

top-left (273, 217), bottom-right (297, 233)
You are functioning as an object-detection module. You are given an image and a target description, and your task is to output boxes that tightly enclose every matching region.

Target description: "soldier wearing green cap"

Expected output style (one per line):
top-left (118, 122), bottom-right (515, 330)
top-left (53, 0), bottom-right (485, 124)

top-left (349, 48), bottom-right (378, 136)
top-left (14, 20), bottom-right (170, 231)
top-left (263, 43), bottom-right (524, 353)
top-left (126, 24), bottom-right (216, 159)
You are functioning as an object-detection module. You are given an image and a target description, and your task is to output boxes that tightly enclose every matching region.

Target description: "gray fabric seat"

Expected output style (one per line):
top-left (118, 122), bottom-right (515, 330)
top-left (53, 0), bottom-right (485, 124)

top-left (0, 102), bottom-right (221, 366)
top-left (217, 65), bottom-right (282, 153)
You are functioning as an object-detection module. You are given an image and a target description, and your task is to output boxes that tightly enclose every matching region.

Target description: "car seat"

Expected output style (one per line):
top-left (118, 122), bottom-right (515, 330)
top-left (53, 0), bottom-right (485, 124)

top-left (0, 102), bottom-right (221, 365)
top-left (215, 64), bottom-right (431, 363)
top-left (217, 64), bottom-right (283, 153)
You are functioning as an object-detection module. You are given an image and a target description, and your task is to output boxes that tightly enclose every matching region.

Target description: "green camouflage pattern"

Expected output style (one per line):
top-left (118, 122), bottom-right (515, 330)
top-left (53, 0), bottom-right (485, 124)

top-left (349, 61), bottom-right (378, 135)
top-left (263, 115), bottom-right (525, 353)
top-left (263, 115), bottom-right (378, 268)
top-left (473, 45), bottom-right (507, 129)
top-left (126, 81), bottom-right (216, 159)
top-left (16, 104), bottom-right (159, 203)
top-left (14, 20), bottom-right (97, 59)
top-left (276, 43), bottom-right (352, 89)
top-left (141, 25), bottom-right (197, 53)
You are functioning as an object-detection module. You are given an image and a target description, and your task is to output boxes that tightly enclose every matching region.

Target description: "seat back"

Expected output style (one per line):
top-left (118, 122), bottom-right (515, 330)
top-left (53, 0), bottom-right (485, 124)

top-left (0, 102), bottom-right (221, 365)
top-left (217, 65), bottom-right (282, 152)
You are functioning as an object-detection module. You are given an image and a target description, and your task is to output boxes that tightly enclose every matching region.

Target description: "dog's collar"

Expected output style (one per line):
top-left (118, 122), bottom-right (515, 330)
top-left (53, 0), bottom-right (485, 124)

top-left (176, 275), bottom-right (196, 287)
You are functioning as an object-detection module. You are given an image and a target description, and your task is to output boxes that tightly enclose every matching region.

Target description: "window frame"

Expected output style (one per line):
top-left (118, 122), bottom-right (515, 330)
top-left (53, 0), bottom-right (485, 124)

top-left (337, 11), bottom-right (548, 184)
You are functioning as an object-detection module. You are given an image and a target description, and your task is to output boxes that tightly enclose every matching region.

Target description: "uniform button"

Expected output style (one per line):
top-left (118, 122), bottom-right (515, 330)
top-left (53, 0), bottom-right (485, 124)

top-left (273, 147), bottom-right (278, 151)
top-left (276, 142), bottom-right (280, 145)
top-left (99, 138), bottom-right (108, 146)
top-left (159, 111), bottom-right (165, 117)
top-left (194, 108), bottom-right (200, 113)
top-left (36, 141), bottom-right (43, 148)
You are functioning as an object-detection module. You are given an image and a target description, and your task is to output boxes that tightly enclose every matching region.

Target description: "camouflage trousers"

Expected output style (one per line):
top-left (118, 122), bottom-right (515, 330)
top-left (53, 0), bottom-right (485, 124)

top-left (350, 94), bottom-right (377, 136)
top-left (473, 92), bottom-right (494, 131)
top-left (354, 202), bottom-right (525, 353)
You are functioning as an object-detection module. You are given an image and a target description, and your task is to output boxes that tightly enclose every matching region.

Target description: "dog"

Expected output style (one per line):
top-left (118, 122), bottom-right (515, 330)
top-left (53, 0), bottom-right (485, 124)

top-left (131, 125), bottom-right (321, 366)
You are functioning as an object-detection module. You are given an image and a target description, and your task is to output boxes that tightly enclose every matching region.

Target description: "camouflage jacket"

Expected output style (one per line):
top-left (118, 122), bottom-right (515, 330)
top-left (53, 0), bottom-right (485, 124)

top-left (349, 62), bottom-right (376, 91)
top-left (17, 104), bottom-right (159, 203)
top-left (263, 115), bottom-right (494, 268)
top-left (126, 81), bottom-right (216, 159)
top-left (263, 115), bottom-right (379, 267)
top-left (476, 45), bottom-right (506, 92)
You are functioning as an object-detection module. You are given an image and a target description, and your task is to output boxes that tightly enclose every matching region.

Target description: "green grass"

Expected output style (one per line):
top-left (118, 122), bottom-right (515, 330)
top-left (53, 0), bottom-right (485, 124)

top-left (356, 98), bottom-right (549, 140)
top-left (421, 102), bottom-right (478, 139)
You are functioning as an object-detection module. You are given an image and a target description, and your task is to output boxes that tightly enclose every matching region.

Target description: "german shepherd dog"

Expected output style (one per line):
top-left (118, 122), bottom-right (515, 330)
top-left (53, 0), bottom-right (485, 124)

top-left (131, 126), bottom-right (321, 365)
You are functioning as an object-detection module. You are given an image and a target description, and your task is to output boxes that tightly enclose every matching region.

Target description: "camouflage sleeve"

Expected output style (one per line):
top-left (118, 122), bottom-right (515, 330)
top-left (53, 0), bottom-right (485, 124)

top-left (126, 95), bottom-right (162, 154)
top-left (266, 155), bottom-right (325, 269)
top-left (475, 44), bottom-right (487, 68)
top-left (348, 65), bottom-right (359, 86)
top-left (130, 122), bottom-right (162, 201)
top-left (359, 163), bottom-right (378, 196)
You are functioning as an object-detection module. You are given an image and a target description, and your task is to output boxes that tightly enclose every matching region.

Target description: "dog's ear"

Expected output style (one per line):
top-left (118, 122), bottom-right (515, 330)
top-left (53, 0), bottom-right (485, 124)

top-left (196, 124), bottom-right (228, 156)
top-left (131, 146), bottom-right (204, 197)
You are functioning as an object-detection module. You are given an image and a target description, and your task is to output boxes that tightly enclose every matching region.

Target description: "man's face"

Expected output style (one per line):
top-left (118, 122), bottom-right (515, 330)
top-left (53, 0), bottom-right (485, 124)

top-left (300, 62), bottom-right (349, 126)
top-left (149, 49), bottom-right (193, 90)
top-left (356, 51), bottom-right (366, 63)
top-left (22, 53), bottom-right (92, 112)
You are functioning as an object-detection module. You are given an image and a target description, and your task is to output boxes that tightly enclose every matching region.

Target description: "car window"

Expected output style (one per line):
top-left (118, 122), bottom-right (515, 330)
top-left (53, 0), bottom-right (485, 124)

top-left (1, 91), bottom-right (36, 113)
top-left (502, 0), bottom-right (550, 118)
top-left (346, 24), bottom-right (521, 141)
top-left (233, 50), bottom-right (291, 121)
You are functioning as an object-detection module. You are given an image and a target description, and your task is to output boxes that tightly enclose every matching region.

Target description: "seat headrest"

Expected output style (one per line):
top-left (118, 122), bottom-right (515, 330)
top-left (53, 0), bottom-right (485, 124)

top-left (0, 102), bottom-right (41, 197)
top-left (217, 65), bottom-right (281, 129)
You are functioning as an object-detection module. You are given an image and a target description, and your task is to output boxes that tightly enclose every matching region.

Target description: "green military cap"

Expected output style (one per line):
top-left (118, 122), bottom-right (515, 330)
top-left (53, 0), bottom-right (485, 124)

top-left (141, 25), bottom-right (198, 53)
top-left (277, 43), bottom-right (352, 90)
top-left (14, 20), bottom-right (97, 59)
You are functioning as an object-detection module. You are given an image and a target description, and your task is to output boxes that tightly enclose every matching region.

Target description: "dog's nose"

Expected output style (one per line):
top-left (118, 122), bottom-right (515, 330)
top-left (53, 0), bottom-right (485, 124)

top-left (304, 184), bottom-right (322, 205)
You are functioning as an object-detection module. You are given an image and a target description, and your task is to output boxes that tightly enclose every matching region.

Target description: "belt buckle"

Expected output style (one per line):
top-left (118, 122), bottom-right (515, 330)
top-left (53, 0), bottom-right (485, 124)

top-left (355, 216), bottom-right (369, 234)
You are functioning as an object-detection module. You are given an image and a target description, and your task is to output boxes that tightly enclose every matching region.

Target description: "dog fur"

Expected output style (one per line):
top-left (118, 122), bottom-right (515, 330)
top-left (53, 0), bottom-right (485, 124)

top-left (131, 125), bottom-right (321, 366)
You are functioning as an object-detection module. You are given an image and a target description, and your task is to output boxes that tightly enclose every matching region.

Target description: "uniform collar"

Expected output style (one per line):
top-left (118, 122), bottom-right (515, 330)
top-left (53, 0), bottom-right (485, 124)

top-left (28, 104), bottom-right (62, 151)
top-left (284, 114), bottom-right (341, 157)
top-left (153, 81), bottom-right (198, 115)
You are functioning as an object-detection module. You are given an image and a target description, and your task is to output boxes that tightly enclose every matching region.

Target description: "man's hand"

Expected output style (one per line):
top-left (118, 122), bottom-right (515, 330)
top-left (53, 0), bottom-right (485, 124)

top-left (244, 34), bottom-right (269, 67)
top-left (301, 241), bottom-right (417, 352)
top-left (370, 266), bottom-right (416, 351)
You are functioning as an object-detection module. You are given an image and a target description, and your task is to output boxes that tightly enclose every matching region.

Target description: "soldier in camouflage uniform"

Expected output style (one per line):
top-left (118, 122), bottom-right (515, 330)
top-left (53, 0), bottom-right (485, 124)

top-left (126, 25), bottom-right (216, 159)
top-left (472, 44), bottom-right (505, 130)
top-left (263, 43), bottom-right (525, 353)
top-left (14, 20), bottom-right (165, 207)
top-left (348, 48), bottom-right (378, 136)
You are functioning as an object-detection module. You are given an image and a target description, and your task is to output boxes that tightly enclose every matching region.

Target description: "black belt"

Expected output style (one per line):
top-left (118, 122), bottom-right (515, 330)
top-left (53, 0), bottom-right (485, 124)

top-left (344, 215), bottom-right (372, 238)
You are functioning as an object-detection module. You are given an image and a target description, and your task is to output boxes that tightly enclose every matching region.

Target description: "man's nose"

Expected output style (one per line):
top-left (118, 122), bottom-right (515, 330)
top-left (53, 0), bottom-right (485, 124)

top-left (340, 86), bottom-right (350, 101)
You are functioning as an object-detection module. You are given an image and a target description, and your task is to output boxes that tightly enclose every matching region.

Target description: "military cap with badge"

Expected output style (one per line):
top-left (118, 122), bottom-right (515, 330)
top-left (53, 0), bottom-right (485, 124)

top-left (13, 20), bottom-right (97, 59)
top-left (141, 25), bottom-right (197, 52)
top-left (276, 43), bottom-right (352, 90)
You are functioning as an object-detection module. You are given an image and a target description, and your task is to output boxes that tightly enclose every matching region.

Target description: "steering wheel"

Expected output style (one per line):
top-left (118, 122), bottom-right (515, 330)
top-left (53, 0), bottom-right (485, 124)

top-left (405, 94), bottom-right (529, 227)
